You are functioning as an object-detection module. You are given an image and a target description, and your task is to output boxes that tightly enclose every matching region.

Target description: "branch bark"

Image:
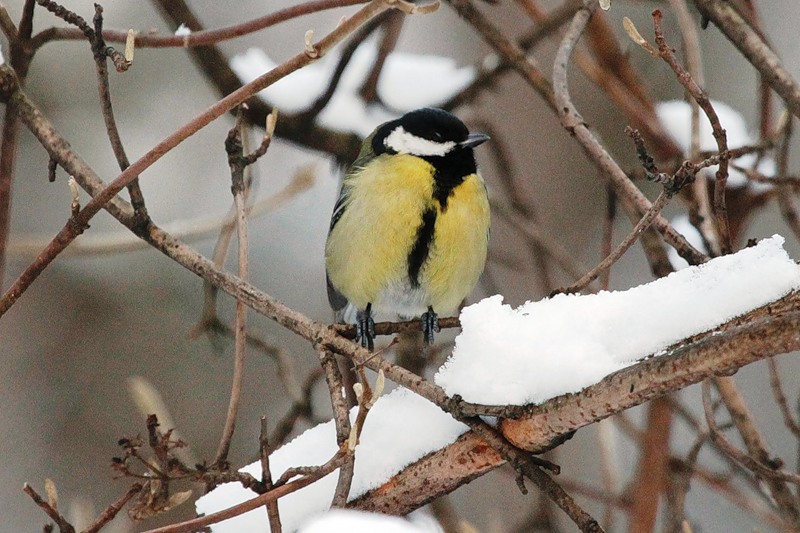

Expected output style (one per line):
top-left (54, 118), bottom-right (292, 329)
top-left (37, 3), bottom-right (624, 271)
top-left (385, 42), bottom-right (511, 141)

top-left (693, 0), bottom-right (800, 120)
top-left (351, 296), bottom-right (800, 513)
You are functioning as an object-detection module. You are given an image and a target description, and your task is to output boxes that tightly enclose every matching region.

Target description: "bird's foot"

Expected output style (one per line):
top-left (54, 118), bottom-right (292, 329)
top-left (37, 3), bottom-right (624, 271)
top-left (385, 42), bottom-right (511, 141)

top-left (356, 304), bottom-right (375, 351)
top-left (421, 307), bottom-right (439, 345)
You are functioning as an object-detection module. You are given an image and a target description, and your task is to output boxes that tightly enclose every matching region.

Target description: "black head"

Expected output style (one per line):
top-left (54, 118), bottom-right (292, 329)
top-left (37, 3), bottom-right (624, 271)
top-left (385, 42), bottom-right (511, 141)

top-left (371, 108), bottom-right (488, 158)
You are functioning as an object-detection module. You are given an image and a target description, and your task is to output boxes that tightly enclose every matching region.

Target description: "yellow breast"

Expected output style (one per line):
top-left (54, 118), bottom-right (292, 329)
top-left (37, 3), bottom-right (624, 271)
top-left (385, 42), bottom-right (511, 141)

top-left (325, 153), bottom-right (489, 317)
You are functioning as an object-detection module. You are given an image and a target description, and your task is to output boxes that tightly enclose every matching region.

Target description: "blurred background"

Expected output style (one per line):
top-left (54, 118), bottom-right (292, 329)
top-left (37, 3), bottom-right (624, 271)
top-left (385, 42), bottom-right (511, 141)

top-left (1, 0), bottom-right (799, 531)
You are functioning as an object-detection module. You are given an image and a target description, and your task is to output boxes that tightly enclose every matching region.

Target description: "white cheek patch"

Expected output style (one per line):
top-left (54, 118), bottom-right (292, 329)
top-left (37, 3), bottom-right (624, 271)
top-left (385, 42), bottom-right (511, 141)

top-left (384, 126), bottom-right (457, 157)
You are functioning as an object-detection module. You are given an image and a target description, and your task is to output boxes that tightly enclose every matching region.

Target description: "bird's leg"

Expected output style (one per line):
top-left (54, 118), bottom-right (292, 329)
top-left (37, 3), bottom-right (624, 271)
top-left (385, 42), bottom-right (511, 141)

top-left (421, 306), bottom-right (439, 345)
top-left (356, 303), bottom-right (375, 351)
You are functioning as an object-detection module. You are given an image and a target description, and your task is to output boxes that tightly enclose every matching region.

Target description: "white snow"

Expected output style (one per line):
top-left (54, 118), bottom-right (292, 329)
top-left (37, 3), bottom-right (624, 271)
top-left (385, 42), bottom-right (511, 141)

top-left (385, 126), bottom-right (456, 156)
top-left (298, 509), bottom-right (430, 533)
top-left (667, 215), bottom-right (708, 270)
top-left (195, 388), bottom-right (468, 532)
top-left (198, 236), bottom-right (800, 531)
top-left (435, 235), bottom-right (800, 405)
top-left (655, 100), bottom-right (774, 188)
top-left (230, 42), bottom-right (475, 136)
top-left (174, 23), bottom-right (191, 37)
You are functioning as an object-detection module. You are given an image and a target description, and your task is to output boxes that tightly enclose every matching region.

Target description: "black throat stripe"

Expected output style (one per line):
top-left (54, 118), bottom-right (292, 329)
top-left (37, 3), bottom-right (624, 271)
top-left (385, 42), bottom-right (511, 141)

top-left (407, 208), bottom-right (437, 287)
top-left (424, 149), bottom-right (476, 210)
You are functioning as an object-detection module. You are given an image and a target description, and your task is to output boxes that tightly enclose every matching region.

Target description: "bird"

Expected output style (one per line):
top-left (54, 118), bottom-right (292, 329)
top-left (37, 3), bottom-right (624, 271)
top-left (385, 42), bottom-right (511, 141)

top-left (325, 107), bottom-right (490, 351)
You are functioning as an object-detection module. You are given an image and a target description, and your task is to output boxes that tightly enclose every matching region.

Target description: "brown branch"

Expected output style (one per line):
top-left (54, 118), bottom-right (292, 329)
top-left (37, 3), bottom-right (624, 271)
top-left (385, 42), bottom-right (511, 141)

top-left (693, 0), bottom-right (800, 120)
top-left (30, 0), bottom-right (368, 50)
top-left (352, 300), bottom-right (800, 513)
top-left (259, 417), bottom-right (282, 533)
top-left (459, 417), bottom-right (603, 533)
top-left (89, 4), bottom-right (147, 222)
top-left (668, 0), bottom-right (722, 256)
top-left (712, 376), bottom-right (800, 524)
top-left (0, 0), bottom-right (36, 287)
top-left (23, 483), bottom-right (75, 533)
top-left (626, 398), bottom-right (672, 533)
top-left (499, 300), bottom-right (800, 450)
top-left (214, 111), bottom-right (260, 467)
top-left (703, 382), bottom-right (800, 490)
top-left (83, 483), bottom-right (144, 533)
top-left (445, 0), bottom-right (555, 109)
top-left (767, 358), bottom-right (800, 438)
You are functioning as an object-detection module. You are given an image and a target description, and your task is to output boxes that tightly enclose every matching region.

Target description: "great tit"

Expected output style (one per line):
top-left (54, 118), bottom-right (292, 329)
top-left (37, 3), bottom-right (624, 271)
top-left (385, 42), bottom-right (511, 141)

top-left (325, 107), bottom-right (490, 350)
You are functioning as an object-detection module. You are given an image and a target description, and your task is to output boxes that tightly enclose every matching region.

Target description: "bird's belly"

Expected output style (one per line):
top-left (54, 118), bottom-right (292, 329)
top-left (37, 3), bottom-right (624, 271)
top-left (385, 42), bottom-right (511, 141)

top-left (374, 280), bottom-right (429, 318)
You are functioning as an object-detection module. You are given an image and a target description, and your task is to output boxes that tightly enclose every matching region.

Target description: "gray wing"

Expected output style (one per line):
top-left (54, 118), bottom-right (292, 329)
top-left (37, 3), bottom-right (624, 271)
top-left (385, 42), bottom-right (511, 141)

top-left (326, 182), bottom-right (352, 320)
top-left (326, 272), bottom-right (349, 318)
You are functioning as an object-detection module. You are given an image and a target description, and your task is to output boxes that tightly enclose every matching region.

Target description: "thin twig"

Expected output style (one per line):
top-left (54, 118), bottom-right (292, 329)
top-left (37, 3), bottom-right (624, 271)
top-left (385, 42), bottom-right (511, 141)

top-left (445, 0), bottom-right (555, 109)
top-left (214, 112), bottom-right (254, 467)
top-left (83, 483), bottom-right (144, 533)
top-left (766, 358), bottom-right (800, 438)
top-left (693, 0), bottom-right (800, 120)
top-left (562, 189), bottom-right (671, 294)
top-left (668, 0), bottom-right (721, 256)
top-left (30, 0), bottom-right (368, 50)
top-left (358, 10), bottom-right (403, 103)
top-left (710, 378), bottom-right (800, 525)
top-left (259, 417), bottom-right (282, 533)
top-left (142, 451), bottom-right (350, 533)
top-left (703, 382), bottom-right (800, 491)
top-left (775, 117), bottom-right (800, 241)
top-left (90, 4), bottom-right (148, 222)
top-left (23, 483), bottom-right (76, 533)
top-left (652, 9), bottom-right (731, 254)
top-left (600, 186), bottom-right (615, 290)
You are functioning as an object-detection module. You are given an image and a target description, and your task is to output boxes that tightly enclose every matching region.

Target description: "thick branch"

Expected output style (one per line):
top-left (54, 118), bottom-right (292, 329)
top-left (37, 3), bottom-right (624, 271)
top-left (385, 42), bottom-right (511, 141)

top-left (500, 305), bottom-right (800, 450)
top-left (353, 296), bottom-right (800, 512)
